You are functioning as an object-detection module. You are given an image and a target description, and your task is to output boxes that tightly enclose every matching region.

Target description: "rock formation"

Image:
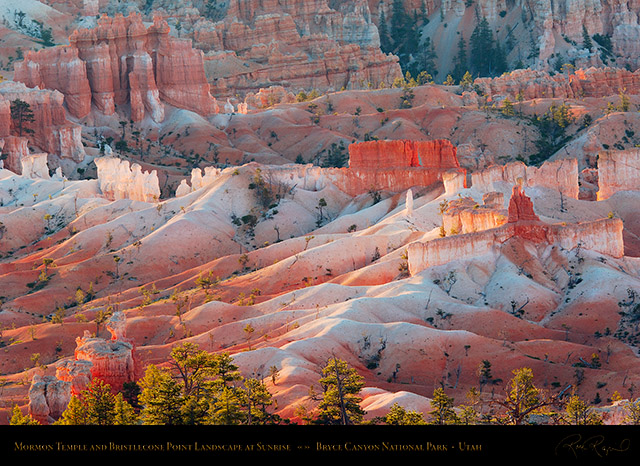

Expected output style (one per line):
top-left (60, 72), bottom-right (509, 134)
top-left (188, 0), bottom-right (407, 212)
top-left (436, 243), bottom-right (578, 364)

top-left (175, 166), bottom-right (223, 197)
top-left (348, 139), bottom-right (460, 170)
top-left (95, 156), bottom-right (161, 203)
top-left (442, 194), bottom-right (508, 235)
top-left (597, 149), bottom-right (640, 200)
top-left (27, 375), bottom-right (71, 425)
top-left (470, 158), bottom-right (579, 199)
top-left (26, 311), bottom-right (136, 424)
top-left (476, 67), bottom-right (640, 102)
top-left (338, 139), bottom-right (467, 195)
top-left (408, 185), bottom-right (624, 275)
top-left (508, 184), bottom-right (541, 223)
top-left (0, 81), bottom-right (85, 173)
top-left (14, 13), bottom-right (220, 122)
top-left (192, 0), bottom-right (402, 96)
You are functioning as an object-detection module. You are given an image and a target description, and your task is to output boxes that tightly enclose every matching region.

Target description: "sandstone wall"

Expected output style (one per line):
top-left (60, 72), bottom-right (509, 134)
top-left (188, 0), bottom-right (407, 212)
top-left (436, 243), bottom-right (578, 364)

top-left (596, 149), bottom-right (640, 200)
top-left (0, 81), bottom-right (85, 171)
top-left (14, 13), bottom-right (219, 122)
top-left (470, 158), bottom-right (579, 199)
top-left (348, 139), bottom-right (460, 170)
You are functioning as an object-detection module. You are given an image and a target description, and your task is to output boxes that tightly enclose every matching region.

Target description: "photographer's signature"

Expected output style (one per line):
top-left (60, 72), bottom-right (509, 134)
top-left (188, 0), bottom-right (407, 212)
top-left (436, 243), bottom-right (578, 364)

top-left (556, 434), bottom-right (631, 458)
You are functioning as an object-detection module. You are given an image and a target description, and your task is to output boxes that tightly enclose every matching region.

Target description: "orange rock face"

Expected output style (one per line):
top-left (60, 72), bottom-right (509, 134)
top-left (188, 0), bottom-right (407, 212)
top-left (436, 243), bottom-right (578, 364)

top-left (14, 13), bottom-right (219, 122)
top-left (476, 67), bottom-right (640, 101)
top-left (348, 139), bottom-right (460, 170)
top-left (508, 185), bottom-right (541, 223)
top-left (336, 139), bottom-right (465, 195)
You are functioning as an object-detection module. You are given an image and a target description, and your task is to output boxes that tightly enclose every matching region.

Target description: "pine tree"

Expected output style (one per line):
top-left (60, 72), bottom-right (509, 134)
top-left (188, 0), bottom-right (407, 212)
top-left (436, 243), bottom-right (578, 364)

top-left (493, 367), bottom-right (555, 425)
top-left (378, 7), bottom-right (392, 53)
top-left (582, 25), bottom-right (593, 51)
top-left (139, 364), bottom-right (184, 425)
top-left (429, 387), bottom-right (459, 425)
top-left (243, 377), bottom-right (279, 425)
top-left (322, 141), bottom-right (348, 168)
top-left (562, 393), bottom-right (603, 425)
top-left (113, 392), bottom-right (138, 425)
top-left (10, 405), bottom-right (40, 425)
top-left (460, 71), bottom-right (474, 91)
top-left (55, 395), bottom-right (87, 425)
top-left (83, 378), bottom-right (116, 425)
top-left (208, 385), bottom-right (247, 425)
top-left (469, 17), bottom-right (506, 77)
top-left (384, 403), bottom-right (426, 425)
top-left (10, 99), bottom-right (35, 137)
top-left (452, 37), bottom-right (468, 82)
top-left (390, 0), bottom-right (409, 55)
top-left (316, 357), bottom-right (366, 425)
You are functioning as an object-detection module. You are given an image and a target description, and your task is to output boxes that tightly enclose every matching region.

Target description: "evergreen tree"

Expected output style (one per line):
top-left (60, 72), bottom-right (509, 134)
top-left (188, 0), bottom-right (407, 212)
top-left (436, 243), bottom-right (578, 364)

top-left (384, 403), bottom-right (426, 425)
top-left (10, 405), bottom-right (40, 425)
top-left (429, 387), bottom-right (459, 425)
top-left (460, 71), bottom-right (474, 91)
top-left (316, 357), bottom-right (366, 425)
top-left (139, 365), bottom-right (184, 425)
top-left (493, 367), bottom-right (555, 425)
top-left (562, 393), bottom-right (603, 425)
top-left (582, 25), bottom-right (593, 51)
top-left (169, 342), bottom-right (218, 399)
top-left (113, 392), bottom-right (138, 425)
top-left (83, 378), bottom-right (116, 425)
top-left (208, 385), bottom-right (247, 425)
top-left (243, 377), bottom-right (280, 425)
top-left (531, 102), bottom-right (574, 165)
top-left (10, 99), bottom-right (35, 137)
top-left (55, 395), bottom-right (88, 425)
top-left (452, 37), bottom-right (468, 82)
top-left (501, 98), bottom-right (515, 116)
top-left (390, 0), bottom-right (410, 55)
top-left (469, 17), bottom-right (507, 77)
top-left (378, 7), bottom-right (392, 54)
top-left (322, 141), bottom-right (348, 168)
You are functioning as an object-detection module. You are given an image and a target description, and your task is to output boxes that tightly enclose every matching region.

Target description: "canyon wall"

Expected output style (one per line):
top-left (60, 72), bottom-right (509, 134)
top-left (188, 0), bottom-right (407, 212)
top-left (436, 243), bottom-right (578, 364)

top-left (0, 81), bottom-right (85, 174)
top-left (14, 13), bottom-right (219, 122)
top-left (348, 139), bottom-right (460, 170)
top-left (476, 68), bottom-right (640, 101)
top-left (409, 185), bottom-right (624, 275)
top-left (190, 0), bottom-right (402, 96)
top-left (597, 149), bottom-right (640, 200)
top-left (470, 158), bottom-right (579, 199)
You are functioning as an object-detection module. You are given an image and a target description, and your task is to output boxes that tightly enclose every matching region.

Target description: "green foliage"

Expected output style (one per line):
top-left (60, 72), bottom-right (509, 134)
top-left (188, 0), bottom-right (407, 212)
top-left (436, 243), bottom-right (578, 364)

top-left (469, 17), bottom-right (507, 77)
top-left (501, 98), bottom-right (515, 116)
top-left (384, 403), bottom-right (426, 425)
top-left (492, 367), bottom-right (555, 425)
top-left (451, 37), bottom-right (468, 82)
top-left (135, 343), bottom-right (282, 425)
top-left (582, 25), bottom-right (593, 51)
top-left (10, 99), bottom-right (35, 137)
top-left (429, 387), bottom-right (459, 425)
top-left (316, 357), bottom-right (366, 425)
top-left (322, 141), bottom-right (348, 168)
top-left (10, 405), bottom-right (39, 425)
top-left (561, 392), bottom-right (603, 425)
top-left (530, 102), bottom-right (574, 165)
top-left (56, 379), bottom-right (136, 425)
